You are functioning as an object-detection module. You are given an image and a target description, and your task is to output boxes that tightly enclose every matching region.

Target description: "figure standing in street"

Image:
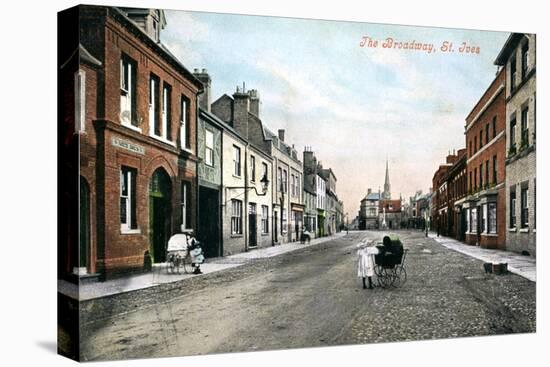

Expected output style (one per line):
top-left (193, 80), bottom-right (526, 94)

top-left (357, 240), bottom-right (379, 289)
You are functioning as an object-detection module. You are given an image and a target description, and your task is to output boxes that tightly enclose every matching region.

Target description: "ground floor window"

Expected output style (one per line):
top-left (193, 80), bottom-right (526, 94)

top-left (465, 208), bottom-right (469, 233)
top-left (181, 181), bottom-right (191, 230)
top-left (470, 208), bottom-right (477, 233)
top-left (261, 205), bottom-right (269, 233)
top-left (488, 202), bottom-right (497, 234)
top-left (510, 189), bottom-right (516, 228)
top-left (481, 204), bottom-right (487, 233)
top-left (120, 166), bottom-right (137, 231)
top-left (521, 186), bottom-right (529, 228)
top-left (231, 199), bottom-right (243, 234)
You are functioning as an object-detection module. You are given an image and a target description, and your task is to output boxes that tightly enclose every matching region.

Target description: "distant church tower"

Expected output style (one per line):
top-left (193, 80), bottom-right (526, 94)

top-left (382, 159), bottom-right (391, 200)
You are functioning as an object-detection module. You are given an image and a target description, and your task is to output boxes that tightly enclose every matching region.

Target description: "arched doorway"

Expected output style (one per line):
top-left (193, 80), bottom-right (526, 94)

top-left (79, 176), bottom-right (90, 274)
top-left (149, 168), bottom-right (172, 263)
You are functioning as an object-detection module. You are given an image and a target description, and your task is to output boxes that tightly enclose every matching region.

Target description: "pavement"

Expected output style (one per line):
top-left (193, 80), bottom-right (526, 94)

top-left (57, 232), bottom-right (346, 301)
top-left (428, 232), bottom-right (536, 282)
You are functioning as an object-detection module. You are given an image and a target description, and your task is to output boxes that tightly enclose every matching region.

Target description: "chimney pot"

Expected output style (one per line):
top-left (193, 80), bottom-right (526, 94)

top-left (278, 129), bottom-right (285, 142)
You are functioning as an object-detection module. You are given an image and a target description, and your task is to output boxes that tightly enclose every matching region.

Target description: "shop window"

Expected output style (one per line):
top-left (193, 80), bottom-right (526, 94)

top-left (488, 203), bottom-right (497, 234)
top-left (470, 208), bottom-right (477, 233)
top-left (481, 204), bottom-right (487, 233)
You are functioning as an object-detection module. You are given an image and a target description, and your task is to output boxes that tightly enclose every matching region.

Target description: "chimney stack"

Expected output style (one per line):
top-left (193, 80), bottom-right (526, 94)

top-left (278, 129), bottom-right (285, 142)
top-left (248, 89), bottom-right (261, 117)
top-left (232, 84), bottom-right (250, 139)
top-left (193, 68), bottom-right (212, 112)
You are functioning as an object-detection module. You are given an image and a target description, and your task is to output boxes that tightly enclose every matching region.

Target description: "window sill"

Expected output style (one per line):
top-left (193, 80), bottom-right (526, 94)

top-left (181, 147), bottom-right (194, 155)
top-left (508, 228), bottom-right (517, 232)
top-left (122, 123), bottom-right (142, 133)
top-left (261, 233), bottom-right (270, 236)
top-left (232, 174), bottom-right (242, 179)
top-left (519, 228), bottom-right (529, 233)
top-left (121, 228), bottom-right (141, 235)
top-left (481, 233), bottom-right (498, 237)
top-left (231, 234), bottom-right (244, 238)
top-left (149, 133), bottom-right (176, 147)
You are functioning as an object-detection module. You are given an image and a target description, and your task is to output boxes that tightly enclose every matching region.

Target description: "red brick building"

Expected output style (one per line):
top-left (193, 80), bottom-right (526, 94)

top-left (446, 149), bottom-right (467, 241)
top-left (463, 68), bottom-right (506, 249)
top-left (59, 6), bottom-right (203, 279)
top-left (432, 154), bottom-right (455, 236)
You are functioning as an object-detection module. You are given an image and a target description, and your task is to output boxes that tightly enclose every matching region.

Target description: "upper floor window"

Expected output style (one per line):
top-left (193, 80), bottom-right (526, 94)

top-left (521, 41), bottom-right (529, 80)
top-left (492, 116), bottom-right (497, 138)
top-left (120, 54), bottom-right (137, 127)
top-left (180, 96), bottom-right (190, 149)
top-left (485, 123), bottom-right (490, 144)
top-left (262, 162), bottom-right (268, 183)
top-left (162, 83), bottom-right (172, 140)
top-left (492, 155), bottom-right (497, 184)
top-left (233, 145), bottom-right (241, 177)
top-left (205, 130), bottom-right (214, 166)
top-left (480, 129), bottom-right (483, 148)
top-left (510, 113), bottom-right (517, 149)
top-left (278, 167), bottom-right (283, 192)
top-left (510, 55), bottom-right (517, 91)
top-left (283, 169), bottom-right (288, 193)
top-left (74, 69), bottom-right (86, 133)
top-left (149, 74), bottom-right (160, 136)
top-left (521, 106), bottom-right (529, 146)
top-left (250, 155), bottom-right (256, 182)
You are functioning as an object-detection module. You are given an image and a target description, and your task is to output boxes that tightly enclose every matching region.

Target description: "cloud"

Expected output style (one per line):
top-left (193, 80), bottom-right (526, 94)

top-left (161, 11), bottom-right (211, 67)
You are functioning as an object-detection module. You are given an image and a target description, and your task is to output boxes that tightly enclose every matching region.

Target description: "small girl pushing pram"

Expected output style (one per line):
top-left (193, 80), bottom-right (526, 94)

top-left (357, 240), bottom-right (379, 289)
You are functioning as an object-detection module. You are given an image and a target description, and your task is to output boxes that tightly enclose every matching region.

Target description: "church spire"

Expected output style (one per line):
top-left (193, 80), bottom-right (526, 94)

top-left (383, 159), bottom-right (391, 200)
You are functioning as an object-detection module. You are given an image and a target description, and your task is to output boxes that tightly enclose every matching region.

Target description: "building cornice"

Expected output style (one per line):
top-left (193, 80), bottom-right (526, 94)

top-left (466, 130), bottom-right (505, 164)
top-left (465, 84), bottom-right (504, 133)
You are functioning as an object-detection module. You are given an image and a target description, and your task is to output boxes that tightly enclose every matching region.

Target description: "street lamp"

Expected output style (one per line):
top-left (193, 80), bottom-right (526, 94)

top-left (226, 172), bottom-right (270, 196)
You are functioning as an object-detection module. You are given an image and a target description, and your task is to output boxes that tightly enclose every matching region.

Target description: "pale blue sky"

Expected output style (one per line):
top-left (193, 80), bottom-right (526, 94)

top-left (161, 9), bottom-right (509, 215)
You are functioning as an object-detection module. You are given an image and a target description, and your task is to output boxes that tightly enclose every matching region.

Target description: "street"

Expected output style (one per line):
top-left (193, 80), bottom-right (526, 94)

top-left (76, 231), bottom-right (535, 361)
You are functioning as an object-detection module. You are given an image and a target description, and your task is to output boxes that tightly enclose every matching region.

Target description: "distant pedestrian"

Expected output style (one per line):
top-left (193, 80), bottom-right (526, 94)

top-left (357, 241), bottom-right (379, 289)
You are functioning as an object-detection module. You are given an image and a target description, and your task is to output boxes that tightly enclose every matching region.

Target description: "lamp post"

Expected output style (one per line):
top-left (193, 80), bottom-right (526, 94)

top-left (226, 172), bottom-right (270, 196)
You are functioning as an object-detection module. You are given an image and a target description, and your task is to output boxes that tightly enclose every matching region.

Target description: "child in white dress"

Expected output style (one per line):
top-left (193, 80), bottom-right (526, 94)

top-left (357, 240), bottom-right (379, 289)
